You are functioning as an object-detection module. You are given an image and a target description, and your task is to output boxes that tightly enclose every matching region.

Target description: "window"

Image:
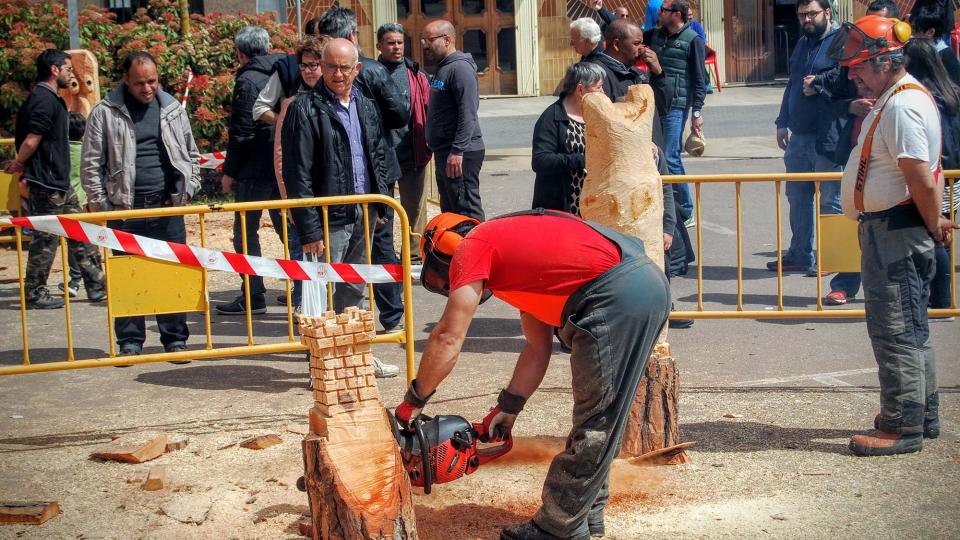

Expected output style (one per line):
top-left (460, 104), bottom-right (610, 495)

top-left (496, 0), bottom-right (513, 14)
top-left (462, 0), bottom-right (485, 15)
top-left (497, 28), bottom-right (515, 71)
top-left (397, 0), bottom-right (410, 19)
top-left (421, 0), bottom-right (446, 17)
top-left (462, 29), bottom-right (488, 72)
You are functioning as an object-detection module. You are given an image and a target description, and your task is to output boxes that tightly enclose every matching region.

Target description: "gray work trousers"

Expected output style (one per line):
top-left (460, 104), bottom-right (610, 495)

top-left (860, 206), bottom-right (938, 435)
top-left (534, 232), bottom-right (670, 537)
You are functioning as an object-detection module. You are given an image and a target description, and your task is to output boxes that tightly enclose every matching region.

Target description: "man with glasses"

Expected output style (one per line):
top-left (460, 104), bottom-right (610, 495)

top-left (4, 49), bottom-right (105, 310)
top-left (422, 19), bottom-right (486, 221)
top-left (281, 38), bottom-right (400, 378)
top-left (770, 0), bottom-right (844, 277)
top-left (648, 0), bottom-right (706, 222)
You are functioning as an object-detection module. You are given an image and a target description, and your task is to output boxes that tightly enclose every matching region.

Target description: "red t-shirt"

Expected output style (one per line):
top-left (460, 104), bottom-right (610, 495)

top-left (448, 214), bottom-right (622, 326)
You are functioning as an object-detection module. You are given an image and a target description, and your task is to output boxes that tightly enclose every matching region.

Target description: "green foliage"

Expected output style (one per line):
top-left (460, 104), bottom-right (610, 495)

top-left (0, 0), bottom-right (298, 155)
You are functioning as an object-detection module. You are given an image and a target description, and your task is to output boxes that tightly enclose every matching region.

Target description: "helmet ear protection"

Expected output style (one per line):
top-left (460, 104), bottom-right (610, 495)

top-left (891, 18), bottom-right (912, 45)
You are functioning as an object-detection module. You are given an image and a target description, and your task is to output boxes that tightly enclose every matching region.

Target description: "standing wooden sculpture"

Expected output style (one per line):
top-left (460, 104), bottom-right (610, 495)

top-left (58, 50), bottom-right (101, 118)
top-left (300, 307), bottom-right (418, 540)
top-left (580, 85), bottom-right (688, 463)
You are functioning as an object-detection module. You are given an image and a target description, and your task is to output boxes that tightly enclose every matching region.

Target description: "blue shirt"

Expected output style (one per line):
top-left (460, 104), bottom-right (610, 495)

top-left (644, 0), bottom-right (663, 30)
top-left (326, 85), bottom-right (368, 194)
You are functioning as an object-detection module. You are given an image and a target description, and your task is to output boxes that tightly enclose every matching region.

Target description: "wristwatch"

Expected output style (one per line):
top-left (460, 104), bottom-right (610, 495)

top-left (692, 110), bottom-right (702, 119)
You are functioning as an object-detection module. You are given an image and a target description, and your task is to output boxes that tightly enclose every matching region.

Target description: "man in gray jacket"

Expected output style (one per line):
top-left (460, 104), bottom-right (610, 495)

top-left (81, 51), bottom-right (201, 358)
top-left (422, 19), bottom-right (485, 221)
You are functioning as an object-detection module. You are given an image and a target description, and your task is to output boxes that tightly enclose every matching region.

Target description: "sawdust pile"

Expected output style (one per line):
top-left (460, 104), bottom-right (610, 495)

top-left (414, 437), bottom-right (666, 539)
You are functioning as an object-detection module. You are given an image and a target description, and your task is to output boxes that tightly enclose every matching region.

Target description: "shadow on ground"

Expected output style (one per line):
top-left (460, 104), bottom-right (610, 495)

top-left (136, 364), bottom-right (307, 393)
top-left (416, 503), bottom-right (537, 540)
top-left (681, 420), bottom-right (859, 454)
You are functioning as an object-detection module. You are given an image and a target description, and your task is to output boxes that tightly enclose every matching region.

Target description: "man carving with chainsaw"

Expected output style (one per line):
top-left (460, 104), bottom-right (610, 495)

top-left (395, 210), bottom-right (670, 540)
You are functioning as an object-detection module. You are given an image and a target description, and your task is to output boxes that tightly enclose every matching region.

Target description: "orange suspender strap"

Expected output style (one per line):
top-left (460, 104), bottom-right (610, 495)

top-left (854, 83), bottom-right (941, 213)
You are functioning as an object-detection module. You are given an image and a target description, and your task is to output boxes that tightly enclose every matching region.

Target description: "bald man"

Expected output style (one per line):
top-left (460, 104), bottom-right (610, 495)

top-left (421, 20), bottom-right (486, 221)
top-left (281, 38), bottom-right (400, 377)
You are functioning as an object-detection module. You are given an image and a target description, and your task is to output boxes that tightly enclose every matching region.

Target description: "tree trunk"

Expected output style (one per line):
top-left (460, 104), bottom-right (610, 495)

top-left (620, 348), bottom-right (687, 464)
top-left (299, 308), bottom-right (418, 540)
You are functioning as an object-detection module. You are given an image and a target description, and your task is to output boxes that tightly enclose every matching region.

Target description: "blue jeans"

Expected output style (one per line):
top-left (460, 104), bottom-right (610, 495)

top-left (782, 133), bottom-right (860, 290)
top-left (662, 107), bottom-right (694, 214)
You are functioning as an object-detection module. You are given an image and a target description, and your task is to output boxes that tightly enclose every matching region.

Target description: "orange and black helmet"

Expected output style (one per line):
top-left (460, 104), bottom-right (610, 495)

top-left (420, 213), bottom-right (480, 297)
top-left (828, 15), bottom-right (911, 67)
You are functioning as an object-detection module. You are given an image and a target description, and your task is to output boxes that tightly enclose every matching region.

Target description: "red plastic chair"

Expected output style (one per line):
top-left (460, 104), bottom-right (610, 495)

top-left (705, 45), bottom-right (721, 93)
top-left (952, 23), bottom-right (959, 58)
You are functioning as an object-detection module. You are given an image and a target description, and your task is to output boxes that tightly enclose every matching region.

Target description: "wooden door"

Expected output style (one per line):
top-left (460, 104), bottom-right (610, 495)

top-left (723, 0), bottom-right (775, 82)
top-left (398, 0), bottom-right (518, 94)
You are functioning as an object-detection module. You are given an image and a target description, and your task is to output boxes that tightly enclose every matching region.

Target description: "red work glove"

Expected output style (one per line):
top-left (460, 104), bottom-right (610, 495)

top-left (481, 389), bottom-right (527, 442)
top-left (394, 379), bottom-right (433, 432)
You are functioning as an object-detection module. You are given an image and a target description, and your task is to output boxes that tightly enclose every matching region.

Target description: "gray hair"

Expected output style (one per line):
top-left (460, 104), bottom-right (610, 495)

top-left (377, 22), bottom-right (405, 43)
top-left (560, 61), bottom-right (606, 96)
top-left (570, 17), bottom-right (602, 45)
top-left (235, 26), bottom-right (270, 58)
top-left (318, 6), bottom-right (358, 40)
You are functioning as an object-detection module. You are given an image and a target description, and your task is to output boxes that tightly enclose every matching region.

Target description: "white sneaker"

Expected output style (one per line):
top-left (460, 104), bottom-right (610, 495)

top-left (372, 357), bottom-right (400, 378)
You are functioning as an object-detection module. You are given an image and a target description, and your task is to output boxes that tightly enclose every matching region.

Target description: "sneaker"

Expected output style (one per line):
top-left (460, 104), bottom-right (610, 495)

top-left (87, 287), bottom-right (107, 302)
top-left (165, 342), bottom-right (192, 364)
top-left (765, 259), bottom-right (813, 273)
top-left (824, 291), bottom-right (848, 305)
top-left (805, 269), bottom-right (833, 277)
top-left (372, 357), bottom-right (400, 378)
top-left (26, 287), bottom-right (64, 310)
top-left (58, 279), bottom-right (81, 298)
top-left (874, 414), bottom-right (939, 439)
top-left (849, 429), bottom-right (922, 456)
top-left (115, 342), bottom-right (141, 367)
top-left (684, 216), bottom-right (696, 228)
top-left (215, 294), bottom-right (267, 315)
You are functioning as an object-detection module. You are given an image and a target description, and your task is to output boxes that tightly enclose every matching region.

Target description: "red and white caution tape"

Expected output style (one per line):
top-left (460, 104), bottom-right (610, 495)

top-left (1, 215), bottom-right (418, 284)
top-left (198, 151), bottom-right (226, 171)
top-left (181, 69), bottom-right (194, 109)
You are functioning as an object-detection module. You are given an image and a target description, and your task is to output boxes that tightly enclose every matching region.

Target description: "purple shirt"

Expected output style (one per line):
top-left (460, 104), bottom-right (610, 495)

top-left (325, 84), bottom-right (368, 194)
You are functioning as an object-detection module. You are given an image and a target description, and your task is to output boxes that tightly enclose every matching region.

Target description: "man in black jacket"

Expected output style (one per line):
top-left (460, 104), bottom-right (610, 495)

top-left (281, 38), bottom-right (400, 378)
top-left (318, 6), bottom-right (410, 331)
top-left (217, 26), bottom-right (304, 316)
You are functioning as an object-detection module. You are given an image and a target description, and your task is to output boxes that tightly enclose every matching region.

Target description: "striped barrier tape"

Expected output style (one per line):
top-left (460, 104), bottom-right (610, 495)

top-left (198, 151), bottom-right (226, 171)
top-left (0, 215), bottom-right (420, 283)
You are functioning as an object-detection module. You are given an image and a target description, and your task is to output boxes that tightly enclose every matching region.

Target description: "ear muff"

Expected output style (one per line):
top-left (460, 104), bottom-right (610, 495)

top-left (891, 19), bottom-right (912, 44)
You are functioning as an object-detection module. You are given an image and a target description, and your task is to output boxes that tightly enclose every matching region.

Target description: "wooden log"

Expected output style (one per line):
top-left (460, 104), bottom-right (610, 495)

top-left (91, 434), bottom-right (167, 464)
top-left (300, 309), bottom-right (417, 539)
top-left (240, 434), bottom-right (283, 450)
top-left (620, 352), bottom-right (686, 462)
top-left (0, 501), bottom-right (61, 525)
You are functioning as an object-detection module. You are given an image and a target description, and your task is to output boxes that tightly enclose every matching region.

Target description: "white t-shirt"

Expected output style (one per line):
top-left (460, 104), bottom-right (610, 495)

top-left (841, 73), bottom-right (942, 219)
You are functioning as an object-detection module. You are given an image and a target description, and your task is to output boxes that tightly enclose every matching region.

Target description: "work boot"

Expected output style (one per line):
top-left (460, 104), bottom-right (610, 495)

top-left (500, 521), bottom-right (588, 540)
top-left (58, 279), bottom-right (81, 298)
top-left (849, 429), bottom-right (922, 456)
top-left (587, 509), bottom-right (605, 537)
top-left (86, 287), bottom-right (107, 303)
top-left (873, 414), bottom-right (939, 439)
top-left (215, 294), bottom-right (267, 315)
top-left (373, 357), bottom-right (400, 378)
top-left (26, 287), bottom-right (64, 309)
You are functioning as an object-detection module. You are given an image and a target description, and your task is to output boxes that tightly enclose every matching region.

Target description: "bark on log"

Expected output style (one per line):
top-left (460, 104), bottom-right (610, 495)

top-left (620, 351), bottom-right (686, 463)
top-left (299, 308), bottom-right (418, 540)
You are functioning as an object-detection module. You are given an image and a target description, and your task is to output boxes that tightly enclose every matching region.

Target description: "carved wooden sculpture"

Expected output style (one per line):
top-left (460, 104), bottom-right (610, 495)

top-left (581, 85), bottom-right (688, 463)
top-left (300, 307), bottom-right (418, 540)
top-left (58, 49), bottom-right (101, 118)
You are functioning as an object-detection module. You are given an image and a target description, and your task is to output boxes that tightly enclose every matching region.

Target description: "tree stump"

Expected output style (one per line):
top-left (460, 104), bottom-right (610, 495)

top-left (581, 87), bottom-right (686, 463)
top-left (619, 347), bottom-right (687, 463)
top-left (300, 308), bottom-right (418, 540)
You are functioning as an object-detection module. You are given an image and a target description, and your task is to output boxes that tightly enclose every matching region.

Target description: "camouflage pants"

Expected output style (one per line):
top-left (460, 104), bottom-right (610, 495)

top-left (859, 206), bottom-right (938, 435)
top-left (24, 185), bottom-right (104, 299)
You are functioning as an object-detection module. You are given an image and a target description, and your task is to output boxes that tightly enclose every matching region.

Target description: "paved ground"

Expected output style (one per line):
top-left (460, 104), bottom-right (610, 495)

top-left (0, 86), bottom-right (958, 539)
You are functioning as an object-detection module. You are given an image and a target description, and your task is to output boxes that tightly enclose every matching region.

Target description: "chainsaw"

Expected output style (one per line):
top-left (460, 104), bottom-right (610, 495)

top-left (393, 414), bottom-right (512, 494)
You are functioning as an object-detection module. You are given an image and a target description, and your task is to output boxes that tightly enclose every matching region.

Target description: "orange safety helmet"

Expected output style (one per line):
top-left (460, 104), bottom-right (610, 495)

top-left (420, 213), bottom-right (480, 297)
top-left (828, 15), bottom-right (912, 67)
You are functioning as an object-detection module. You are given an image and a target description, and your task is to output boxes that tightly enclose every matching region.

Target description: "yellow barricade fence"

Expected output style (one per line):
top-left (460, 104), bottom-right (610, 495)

top-left (662, 171), bottom-right (958, 319)
top-left (0, 138), bottom-right (25, 245)
top-left (0, 194), bottom-right (417, 382)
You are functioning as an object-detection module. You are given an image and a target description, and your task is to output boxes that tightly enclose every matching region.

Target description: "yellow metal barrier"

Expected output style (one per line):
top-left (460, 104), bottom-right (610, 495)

top-left (0, 194), bottom-right (417, 382)
top-left (0, 138), bottom-right (25, 245)
top-left (661, 171), bottom-right (959, 319)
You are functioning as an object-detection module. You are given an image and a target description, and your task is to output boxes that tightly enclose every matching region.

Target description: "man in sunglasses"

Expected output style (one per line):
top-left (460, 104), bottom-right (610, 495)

top-left (829, 15), bottom-right (958, 456)
top-left (395, 211), bottom-right (670, 539)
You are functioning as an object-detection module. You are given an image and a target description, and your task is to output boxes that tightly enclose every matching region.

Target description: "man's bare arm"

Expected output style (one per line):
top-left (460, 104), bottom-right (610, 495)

top-left (413, 281), bottom-right (483, 395)
top-left (504, 313), bottom-right (554, 400)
